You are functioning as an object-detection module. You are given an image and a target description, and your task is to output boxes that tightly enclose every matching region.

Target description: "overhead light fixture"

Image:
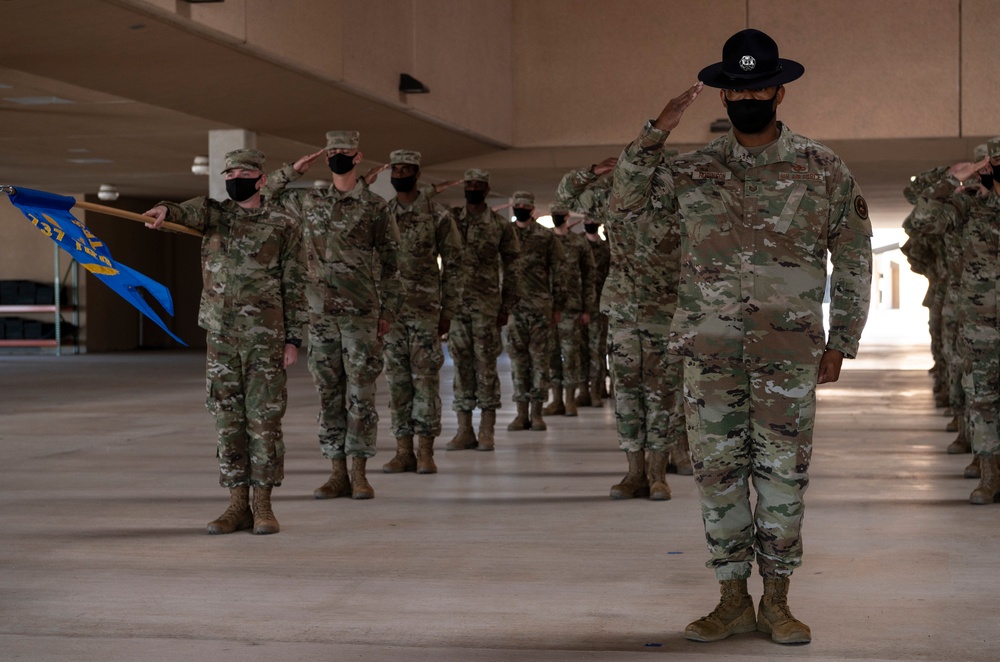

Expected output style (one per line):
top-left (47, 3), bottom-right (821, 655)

top-left (4, 96), bottom-right (73, 106)
top-left (191, 155), bottom-right (210, 175)
top-left (97, 184), bottom-right (119, 201)
top-left (710, 118), bottom-right (732, 133)
top-left (399, 73), bottom-right (430, 94)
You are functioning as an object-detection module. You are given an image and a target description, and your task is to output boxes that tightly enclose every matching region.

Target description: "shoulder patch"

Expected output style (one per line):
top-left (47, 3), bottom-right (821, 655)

top-left (854, 195), bottom-right (869, 220)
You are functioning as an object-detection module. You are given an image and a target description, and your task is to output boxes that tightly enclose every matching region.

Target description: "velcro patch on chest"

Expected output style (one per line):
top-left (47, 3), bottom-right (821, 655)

top-left (694, 171), bottom-right (731, 181)
top-left (779, 173), bottom-right (825, 182)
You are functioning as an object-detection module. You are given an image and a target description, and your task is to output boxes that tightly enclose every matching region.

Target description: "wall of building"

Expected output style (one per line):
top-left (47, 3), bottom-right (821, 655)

top-left (133, 0), bottom-right (515, 145)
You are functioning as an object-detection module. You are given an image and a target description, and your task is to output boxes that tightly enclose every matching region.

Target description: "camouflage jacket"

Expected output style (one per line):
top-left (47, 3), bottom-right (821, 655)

top-left (159, 194), bottom-right (307, 342)
top-left (386, 190), bottom-right (464, 321)
top-left (610, 121), bottom-right (873, 363)
top-left (513, 220), bottom-right (565, 313)
top-left (554, 230), bottom-right (596, 315)
top-left (556, 168), bottom-right (634, 321)
top-left (278, 173), bottom-right (403, 323)
top-left (452, 205), bottom-right (522, 316)
top-left (918, 172), bottom-right (1000, 348)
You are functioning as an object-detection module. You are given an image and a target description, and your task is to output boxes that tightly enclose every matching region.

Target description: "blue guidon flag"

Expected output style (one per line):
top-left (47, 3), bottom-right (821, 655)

top-left (6, 187), bottom-right (187, 346)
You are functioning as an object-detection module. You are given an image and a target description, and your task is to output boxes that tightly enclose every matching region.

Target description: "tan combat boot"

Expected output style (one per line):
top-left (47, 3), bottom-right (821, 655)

top-left (590, 380), bottom-right (603, 408)
top-left (313, 458), bottom-right (351, 499)
top-left (757, 576), bottom-right (811, 644)
top-left (564, 386), bottom-right (578, 416)
top-left (668, 436), bottom-right (694, 476)
top-left (969, 454), bottom-right (1000, 504)
top-left (647, 449), bottom-right (672, 501)
top-left (609, 450), bottom-right (650, 499)
top-left (965, 454), bottom-right (981, 479)
top-left (575, 382), bottom-right (592, 407)
top-left (350, 456), bottom-right (375, 499)
top-left (507, 401), bottom-right (530, 431)
top-left (543, 387), bottom-right (565, 416)
top-left (529, 400), bottom-right (547, 431)
top-left (251, 485), bottom-right (280, 535)
top-left (206, 485), bottom-right (253, 535)
top-left (684, 578), bottom-right (757, 642)
top-left (416, 435), bottom-right (437, 474)
top-left (477, 410), bottom-right (496, 451)
top-left (947, 412), bottom-right (971, 454)
top-left (446, 411), bottom-right (478, 450)
top-left (383, 436), bottom-right (417, 472)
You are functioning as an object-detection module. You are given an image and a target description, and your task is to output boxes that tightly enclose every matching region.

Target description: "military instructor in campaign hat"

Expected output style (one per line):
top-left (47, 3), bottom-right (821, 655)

top-left (609, 28), bottom-right (872, 645)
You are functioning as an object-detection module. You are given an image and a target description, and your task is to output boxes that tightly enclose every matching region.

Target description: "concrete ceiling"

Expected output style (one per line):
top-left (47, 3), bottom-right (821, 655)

top-left (0, 0), bottom-right (986, 230)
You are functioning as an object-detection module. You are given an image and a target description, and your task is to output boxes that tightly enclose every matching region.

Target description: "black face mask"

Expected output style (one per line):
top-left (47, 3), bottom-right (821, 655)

top-left (981, 173), bottom-right (994, 190)
top-left (464, 189), bottom-right (487, 205)
top-left (725, 92), bottom-right (778, 135)
top-left (327, 153), bottom-right (355, 175)
top-left (513, 208), bottom-right (532, 221)
top-left (584, 222), bottom-right (600, 235)
top-left (225, 175), bottom-right (261, 202)
top-left (551, 214), bottom-right (567, 227)
top-left (390, 174), bottom-right (417, 193)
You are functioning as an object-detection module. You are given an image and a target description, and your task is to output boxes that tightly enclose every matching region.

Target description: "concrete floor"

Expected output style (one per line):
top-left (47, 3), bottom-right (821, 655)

top-left (1, 344), bottom-right (997, 662)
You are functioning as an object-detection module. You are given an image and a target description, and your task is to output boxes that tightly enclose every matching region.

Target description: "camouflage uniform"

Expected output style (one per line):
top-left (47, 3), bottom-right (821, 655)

top-left (383, 153), bottom-right (463, 440)
top-left (450, 171), bottom-right (521, 413)
top-left (582, 229), bottom-right (611, 398)
top-left (277, 140), bottom-right (403, 461)
top-left (158, 154), bottom-right (307, 490)
top-left (917, 146), bottom-right (1000, 472)
top-left (557, 166), bottom-right (686, 462)
top-left (610, 120), bottom-right (872, 578)
top-left (508, 193), bottom-right (565, 404)
top-left (548, 228), bottom-right (595, 394)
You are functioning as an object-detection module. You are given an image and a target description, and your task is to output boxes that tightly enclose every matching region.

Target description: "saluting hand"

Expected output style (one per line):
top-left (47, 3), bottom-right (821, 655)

top-left (293, 149), bottom-right (326, 174)
top-left (948, 158), bottom-right (990, 185)
top-left (590, 157), bottom-right (619, 177)
top-left (653, 82), bottom-right (704, 133)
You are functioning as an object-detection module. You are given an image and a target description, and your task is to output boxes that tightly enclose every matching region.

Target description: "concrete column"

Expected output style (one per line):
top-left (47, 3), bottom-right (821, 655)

top-left (208, 129), bottom-right (256, 200)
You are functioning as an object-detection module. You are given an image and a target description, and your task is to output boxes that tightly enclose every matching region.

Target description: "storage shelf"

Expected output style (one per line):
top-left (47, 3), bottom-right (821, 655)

top-left (0, 305), bottom-right (75, 314)
top-left (0, 339), bottom-right (59, 347)
top-left (0, 246), bottom-right (79, 355)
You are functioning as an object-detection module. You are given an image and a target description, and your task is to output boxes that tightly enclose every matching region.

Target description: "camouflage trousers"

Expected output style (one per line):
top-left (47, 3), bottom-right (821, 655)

top-left (928, 287), bottom-right (946, 392)
top-left (205, 331), bottom-right (286, 488)
top-left (961, 344), bottom-right (1000, 456)
top-left (549, 313), bottom-right (585, 388)
top-left (307, 314), bottom-right (383, 459)
top-left (683, 357), bottom-right (818, 580)
top-left (607, 322), bottom-right (684, 453)
top-left (507, 307), bottom-right (552, 403)
top-left (941, 292), bottom-right (965, 409)
top-left (449, 311), bottom-right (502, 412)
top-left (581, 312), bottom-right (610, 391)
top-left (383, 316), bottom-right (445, 438)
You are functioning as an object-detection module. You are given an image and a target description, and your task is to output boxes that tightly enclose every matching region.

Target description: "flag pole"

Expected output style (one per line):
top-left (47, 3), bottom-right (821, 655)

top-left (72, 201), bottom-right (203, 238)
top-left (1, 186), bottom-right (203, 238)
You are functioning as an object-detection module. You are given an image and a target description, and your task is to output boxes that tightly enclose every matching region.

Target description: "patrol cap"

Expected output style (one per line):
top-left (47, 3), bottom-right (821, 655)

top-left (221, 148), bottom-right (265, 174)
top-left (390, 149), bottom-right (421, 167)
top-left (325, 130), bottom-right (360, 151)
top-left (974, 143), bottom-right (988, 161)
top-left (698, 29), bottom-right (804, 90)
top-left (550, 203), bottom-right (570, 214)
top-left (464, 168), bottom-right (490, 183)
top-left (512, 190), bottom-right (535, 207)
top-left (988, 137), bottom-right (1000, 160)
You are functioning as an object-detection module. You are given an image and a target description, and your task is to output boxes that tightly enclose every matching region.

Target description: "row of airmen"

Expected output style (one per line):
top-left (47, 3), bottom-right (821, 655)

top-left (142, 130), bottom-right (692, 538)
top-left (901, 136), bottom-right (1000, 505)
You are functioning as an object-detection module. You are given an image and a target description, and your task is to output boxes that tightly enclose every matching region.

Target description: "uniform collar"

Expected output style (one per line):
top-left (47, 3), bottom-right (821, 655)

top-left (327, 178), bottom-right (365, 201)
top-left (724, 121), bottom-right (797, 167)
